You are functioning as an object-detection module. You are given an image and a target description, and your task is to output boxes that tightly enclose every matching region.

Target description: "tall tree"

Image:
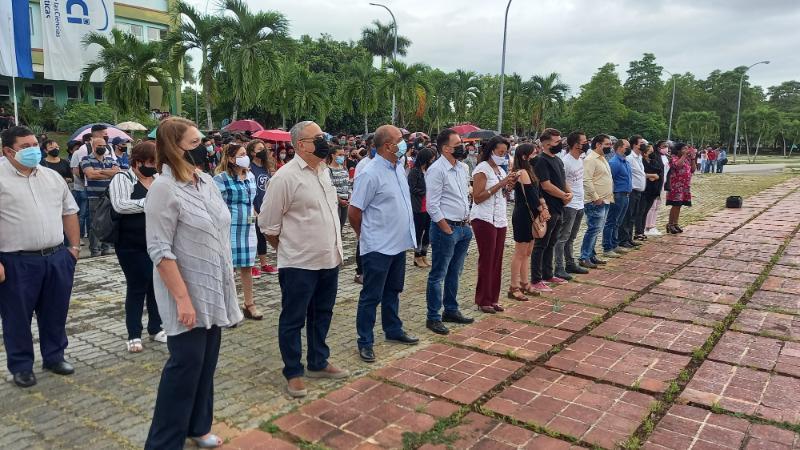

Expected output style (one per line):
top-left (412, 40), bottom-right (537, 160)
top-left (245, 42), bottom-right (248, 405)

top-left (358, 20), bottom-right (411, 68)
top-left (217, 0), bottom-right (289, 121)
top-left (623, 53), bottom-right (664, 115)
top-left (287, 65), bottom-right (332, 127)
top-left (525, 72), bottom-right (569, 134)
top-left (449, 70), bottom-right (481, 123)
top-left (338, 56), bottom-right (382, 134)
top-left (573, 63), bottom-right (627, 137)
top-left (704, 67), bottom-right (764, 145)
top-left (676, 111), bottom-right (719, 147)
top-left (767, 81), bottom-right (800, 115)
top-left (381, 61), bottom-right (430, 128)
top-left (81, 29), bottom-right (174, 117)
top-left (165, 0), bottom-right (222, 129)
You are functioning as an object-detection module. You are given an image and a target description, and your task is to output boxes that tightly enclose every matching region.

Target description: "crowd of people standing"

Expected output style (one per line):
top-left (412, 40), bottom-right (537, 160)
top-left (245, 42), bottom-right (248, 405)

top-left (0, 116), bottom-right (702, 448)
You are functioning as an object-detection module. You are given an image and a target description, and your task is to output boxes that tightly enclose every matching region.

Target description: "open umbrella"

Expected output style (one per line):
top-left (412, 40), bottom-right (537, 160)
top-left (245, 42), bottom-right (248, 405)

top-left (116, 121), bottom-right (147, 132)
top-left (409, 132), bottom-right (429, 141)
top-left (222, 120), bottom-right (264, 133)
top-left (252, 129), bottom-right (291, 142)
top-left (465, 129), bottom-right (499, 140)
top-left (69, 123), bottom-right (131, 142)
top-left (147, 127), bottom-right (205, 140)
top-left (452, 123), bottom-right (480, 135)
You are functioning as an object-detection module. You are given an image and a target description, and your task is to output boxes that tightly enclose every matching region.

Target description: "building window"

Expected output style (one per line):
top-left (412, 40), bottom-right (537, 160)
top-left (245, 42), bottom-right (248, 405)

top-left (94, 85), bottom-right (104, 104)
top-left (67, 85), bottom-right (81, 101)
top-left (0, 84), bottom-right (10, 105)
top-left (117, 22), bottom-right (144, 41)
top-left (147, 27), bottom-right (167, 42)
top-left (25, 83), bottom-right (54, 109)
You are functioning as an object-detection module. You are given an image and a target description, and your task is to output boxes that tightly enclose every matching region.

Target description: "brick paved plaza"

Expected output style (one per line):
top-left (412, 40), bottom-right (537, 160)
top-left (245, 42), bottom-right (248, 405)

top-left (2, 174), bottom-right (800, 449)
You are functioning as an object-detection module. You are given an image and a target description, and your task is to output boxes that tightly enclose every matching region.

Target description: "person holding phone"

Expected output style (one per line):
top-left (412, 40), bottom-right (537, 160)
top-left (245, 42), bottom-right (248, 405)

top-left (665, 142), bottom-right (695, 234)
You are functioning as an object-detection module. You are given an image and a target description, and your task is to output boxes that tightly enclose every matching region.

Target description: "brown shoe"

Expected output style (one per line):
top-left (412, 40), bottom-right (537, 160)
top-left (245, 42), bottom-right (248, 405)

top-left (242, 304), bottom-right (263, 320)
top-left (522, 283), bottom-right (543, 297)
top-left (507, 286), bottom-right (530, 302)
top-left (306, 364), bottom-right (350, 379)
top-left (287, 377), bottom-right (306, 398)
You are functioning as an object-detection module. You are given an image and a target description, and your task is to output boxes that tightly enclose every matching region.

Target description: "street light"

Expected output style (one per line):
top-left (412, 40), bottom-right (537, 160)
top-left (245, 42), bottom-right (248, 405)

top-left (733, 60), bottom-right (769, 163)
top-left (369, 2), bottom-right (398, 125)
top-left (497, 0), bottom-right (512, 134)
top-left (664, 69), bottom-right (677, 142)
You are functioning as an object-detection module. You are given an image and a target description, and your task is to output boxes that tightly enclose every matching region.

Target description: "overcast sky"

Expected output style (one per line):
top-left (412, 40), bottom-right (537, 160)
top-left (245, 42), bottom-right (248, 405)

top-left (187, 0), bottom-right (799, 95)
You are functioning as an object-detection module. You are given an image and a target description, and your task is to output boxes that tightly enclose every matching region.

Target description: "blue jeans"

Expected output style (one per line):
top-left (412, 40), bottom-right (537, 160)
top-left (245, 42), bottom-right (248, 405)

top-left (277, 267), bottom-right (339, 379)
top-left (72, 189), bottom-right (89, 237)
top-left (580, 203), bottom-right (609, 261)
top-left (356, 252), bottom-right (406, 349)
top-left (426, 223), bottom-right (472, 321)
top-left (603, 193), bottom-right (629, 252)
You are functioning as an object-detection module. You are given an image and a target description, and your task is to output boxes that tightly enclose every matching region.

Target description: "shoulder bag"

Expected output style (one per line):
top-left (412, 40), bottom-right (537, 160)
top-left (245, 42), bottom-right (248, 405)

top-left (519, 181), bottom-right (547, 239)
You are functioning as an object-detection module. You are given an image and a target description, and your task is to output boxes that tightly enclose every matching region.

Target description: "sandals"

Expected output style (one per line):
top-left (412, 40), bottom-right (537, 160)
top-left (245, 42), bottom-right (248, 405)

top-left (126, 339), bottom-right (143, 353)
top-left (242, 304), bottom-right (263, 320)
top-left (507, 287), bottom-right (530, 302)
top-left (190, 434), bottom-right (222, 448)
top-left (522, 283), bottom-right (543, 297)
top-left (492, 304), bottom-right (505, 312)
top-left (478, 305), bottom-right (496, 314)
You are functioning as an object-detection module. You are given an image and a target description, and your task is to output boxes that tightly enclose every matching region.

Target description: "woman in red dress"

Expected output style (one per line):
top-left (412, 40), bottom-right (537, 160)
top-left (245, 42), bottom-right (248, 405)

top-left (665, 142), bottom-right (696, 234)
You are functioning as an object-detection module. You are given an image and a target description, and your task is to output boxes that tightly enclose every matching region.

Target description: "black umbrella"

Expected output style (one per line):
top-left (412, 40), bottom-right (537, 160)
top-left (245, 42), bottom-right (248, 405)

top-left (465, 129), bottom-right (499, 140)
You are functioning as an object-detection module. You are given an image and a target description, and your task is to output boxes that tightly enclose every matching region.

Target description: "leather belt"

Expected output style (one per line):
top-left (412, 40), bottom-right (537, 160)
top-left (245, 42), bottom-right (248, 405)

top-left (446, 219), bottom-right (470, 227)
top-left (614, 192), bottom-right (630, 197)
top-left (5, 244), bottom-right (65, 257)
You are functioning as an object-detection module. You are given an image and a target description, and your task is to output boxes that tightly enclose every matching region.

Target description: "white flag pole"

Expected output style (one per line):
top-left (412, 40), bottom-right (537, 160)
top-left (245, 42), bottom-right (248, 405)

top-left (7, 13), bottom-right (19, 125)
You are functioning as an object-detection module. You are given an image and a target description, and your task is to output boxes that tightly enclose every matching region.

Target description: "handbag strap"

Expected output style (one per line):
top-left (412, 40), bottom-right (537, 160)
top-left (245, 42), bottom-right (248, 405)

top-left (518, 181), bottom-right (537, 222)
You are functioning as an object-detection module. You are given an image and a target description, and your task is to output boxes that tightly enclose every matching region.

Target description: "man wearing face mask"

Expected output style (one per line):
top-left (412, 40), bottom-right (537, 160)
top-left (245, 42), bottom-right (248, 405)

top-left (579, 134), bottom-right (614, 269)
top-left (80, 136), bottom-right (120, 257)
top-left (619, 135), bottom-right (647, 247)
top-left (424, 128), bottom-right (475, 335)
top-left (348, 125), bottom-right (419, 362)
top-left (0, 126), bottom-right (81, 388)
top-left (258, 120), bottom-right (349, 398)
top-left (602, 139), bottom-right (632, 259)
top-left (111, 137), bottom-right (132, 170)
top-left (553, 131), bottom-right (590, 281)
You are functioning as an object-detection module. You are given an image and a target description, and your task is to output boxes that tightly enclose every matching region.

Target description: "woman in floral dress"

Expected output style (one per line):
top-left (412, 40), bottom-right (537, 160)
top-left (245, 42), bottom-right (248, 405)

top-left (665, 142), bottom-right (696, 234)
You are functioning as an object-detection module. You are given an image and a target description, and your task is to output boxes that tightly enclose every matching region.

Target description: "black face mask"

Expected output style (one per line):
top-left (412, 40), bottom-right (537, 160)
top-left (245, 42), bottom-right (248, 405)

top-left (624, 148), bottom-right (632, 157)
top-left (95, 147), bottom-right (107, 156)
top-left (47, 149), bottom-right (60, 157)
top-left (603, 147), bottom-right (612, 155)
top-left (312, 137), bottom-right (331, 159)
top-left (581, 142), bottom-right (591, 153)
top-left (452, 144), bottom-right (468, 160)
top-left (139, 166), bottom-right (157, 177)
top-left (256, 150), bottom-right (267, 160)
top-left (549, 142), bottom-right (563, 153)
top-left (102, 136), bottom-right (109, 144)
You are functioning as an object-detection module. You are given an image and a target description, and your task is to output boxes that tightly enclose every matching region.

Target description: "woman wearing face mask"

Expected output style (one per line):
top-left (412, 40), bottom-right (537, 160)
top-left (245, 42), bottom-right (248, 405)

top-left (276, 145), bottom-right (288, 170)
top-left (665, 142), bottom-right (695, 234)
top-left (109, 141), bottom-right (166, 352)
top-left (246, 139), bottom-right (278, 277)
top-left (408, 148), bottom-right (435, 268)
top-left (644, 141), bottom-right (668, 236)
top-left (470, 136), bottom-right (518, 313)
top-left (327, 146), bottom-right (352, 231)
top-left (144, 117), bottom-right (242, 450)
top-left (214, 144), bottom-right (261, 320)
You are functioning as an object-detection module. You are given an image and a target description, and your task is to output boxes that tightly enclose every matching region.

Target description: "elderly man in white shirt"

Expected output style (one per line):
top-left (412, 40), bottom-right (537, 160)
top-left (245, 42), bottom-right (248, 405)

top-left (0, 126), bottom-right (80, 388)
top-left (619, 135), bottom-right (647, 248)
top-left (554, 131), bottom-right (591, 280)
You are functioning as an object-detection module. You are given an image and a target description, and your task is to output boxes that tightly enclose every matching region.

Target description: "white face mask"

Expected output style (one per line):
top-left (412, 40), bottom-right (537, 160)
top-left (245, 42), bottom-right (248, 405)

top-left (235, 155), bottom-right (250, 168)
top-left (491, 154), bottom-right (506, 165)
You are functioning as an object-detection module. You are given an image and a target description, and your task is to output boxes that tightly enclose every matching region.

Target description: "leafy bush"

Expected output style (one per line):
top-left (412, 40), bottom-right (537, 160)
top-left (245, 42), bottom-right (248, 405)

top-left (57, 103), bottom-right (117, 133)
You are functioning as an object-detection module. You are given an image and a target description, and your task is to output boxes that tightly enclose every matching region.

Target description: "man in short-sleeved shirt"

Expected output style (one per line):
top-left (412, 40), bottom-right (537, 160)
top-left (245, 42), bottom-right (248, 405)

top-left (80, 137), bottom-right (119, 256)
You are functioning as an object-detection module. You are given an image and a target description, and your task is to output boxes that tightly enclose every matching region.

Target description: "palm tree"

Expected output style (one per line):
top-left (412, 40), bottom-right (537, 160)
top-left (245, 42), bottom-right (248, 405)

top-left (261, 59), bottom-right (295, 130)
top-left (502, 73), bottom-right (528, 135)
top-left (287, 66), bottom-right (332, 127)
top-left (164, 0), bottom-right (222, 129)
top-left (217, 0), bottom-right (288, 121)
top-left (81, 29), bottom-right (174, 117)
top-left (422, 69), bottom-right (453, 135)
top-left (525, 72), bottom-right (569, 134)
top-left (381, 61), bottom-right (430, 128)
top-left (450, 70), bottom-right (481, 123)
top-left (338, 56), bottom-right (382, 134)
top-left (359, 20), bottom-right (411, 68)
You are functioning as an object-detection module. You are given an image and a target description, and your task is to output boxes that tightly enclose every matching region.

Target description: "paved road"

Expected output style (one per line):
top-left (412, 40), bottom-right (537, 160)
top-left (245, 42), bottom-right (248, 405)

top-left (722, 163), bottom-right (787, 174)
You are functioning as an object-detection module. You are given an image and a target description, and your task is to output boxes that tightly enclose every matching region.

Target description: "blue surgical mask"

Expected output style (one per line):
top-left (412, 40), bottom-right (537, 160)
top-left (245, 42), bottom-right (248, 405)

top-left (335, 156), bottom-right (345, 165)
top-left (370, 147), bottom-right (377, 158)
top-left (14, 147), bottom-right (41, 168)
top-left (395, 140), bottom-right (408, 158)
top-left (206, 145), bottom-right (214, 154)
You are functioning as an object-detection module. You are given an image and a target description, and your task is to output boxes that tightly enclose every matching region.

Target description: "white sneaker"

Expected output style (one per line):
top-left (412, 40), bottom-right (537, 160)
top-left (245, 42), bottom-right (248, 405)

top-left (150, 330), bottom-right (168, 343)
top-left (645, 228), bottom-right (663, 237)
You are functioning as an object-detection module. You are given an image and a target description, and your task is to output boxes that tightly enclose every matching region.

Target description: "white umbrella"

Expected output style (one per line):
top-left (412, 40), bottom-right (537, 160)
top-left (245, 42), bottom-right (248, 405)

top-left (116, 121), bottom-right (147, 132)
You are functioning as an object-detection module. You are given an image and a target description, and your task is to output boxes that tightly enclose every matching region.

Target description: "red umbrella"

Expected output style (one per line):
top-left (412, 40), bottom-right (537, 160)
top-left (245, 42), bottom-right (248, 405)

top-left (253, 129), bottom-right (291, 142)
top-left (223, 120), bottom-right (264, 133)
top-left (451, 123), bottom-right (480, 135)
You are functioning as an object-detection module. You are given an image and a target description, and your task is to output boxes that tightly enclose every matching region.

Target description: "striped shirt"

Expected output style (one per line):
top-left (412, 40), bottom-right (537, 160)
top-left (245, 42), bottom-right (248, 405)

top-left (79, 153), bottom-right (119, 198)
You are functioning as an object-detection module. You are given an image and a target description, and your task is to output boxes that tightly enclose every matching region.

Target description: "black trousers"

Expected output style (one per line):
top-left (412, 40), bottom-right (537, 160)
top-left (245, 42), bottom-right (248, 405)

top-left (145, 326), bottom-right (221, 450)
top-left (620, 190), bottom-right (643, 245)
top-left (116, 247), bottom-right (161, 340)
top-left (530, 211), bottom-right (563, 283)
top-left (413, 212), bottom-right (431, 257)
top-left (355, 242), bottom-right (363, 276)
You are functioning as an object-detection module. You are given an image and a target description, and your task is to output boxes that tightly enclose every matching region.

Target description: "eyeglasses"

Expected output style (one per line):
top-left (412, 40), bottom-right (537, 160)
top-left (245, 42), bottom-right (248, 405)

top-left (299, 135), bottom-right (325, 143)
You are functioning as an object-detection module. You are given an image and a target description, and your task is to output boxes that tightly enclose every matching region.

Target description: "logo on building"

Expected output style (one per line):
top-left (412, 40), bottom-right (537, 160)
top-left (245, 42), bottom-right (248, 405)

top-left (66, 0), bottom-right (110, 31)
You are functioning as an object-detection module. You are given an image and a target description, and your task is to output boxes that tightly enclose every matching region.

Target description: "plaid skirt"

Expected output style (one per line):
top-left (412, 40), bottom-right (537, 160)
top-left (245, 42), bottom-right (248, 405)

top-left (230, 222), bottom-right (257, 268)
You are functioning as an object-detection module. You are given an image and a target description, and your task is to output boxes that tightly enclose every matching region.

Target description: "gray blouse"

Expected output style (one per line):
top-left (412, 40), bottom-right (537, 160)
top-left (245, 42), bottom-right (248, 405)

top-left (145, 165), bottom-right (243, 336)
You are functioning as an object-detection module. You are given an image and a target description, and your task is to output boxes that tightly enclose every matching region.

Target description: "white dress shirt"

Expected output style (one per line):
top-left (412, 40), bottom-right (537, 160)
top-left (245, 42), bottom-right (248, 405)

top-left (425, 156), bottom-right (470, 223)
top-left (627, 151), bottom-right (646, 192)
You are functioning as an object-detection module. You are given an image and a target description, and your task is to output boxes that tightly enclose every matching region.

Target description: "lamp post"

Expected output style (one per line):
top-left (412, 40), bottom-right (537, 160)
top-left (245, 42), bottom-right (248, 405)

top-left (664, 69), bottom-right (677, 142)
top-left (733, 60), bottom-right (769, 163)
top-left (497, 0), bottom-right (512, 134)
top-left (369, 2), bottom-right (398, 125)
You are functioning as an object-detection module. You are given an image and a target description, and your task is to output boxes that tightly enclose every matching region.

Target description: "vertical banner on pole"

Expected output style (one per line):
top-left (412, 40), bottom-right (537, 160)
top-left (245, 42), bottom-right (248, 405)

top-left (0, 0), bottom-right (34, 78)
top-left (41, 0), bottom-right (115, 82)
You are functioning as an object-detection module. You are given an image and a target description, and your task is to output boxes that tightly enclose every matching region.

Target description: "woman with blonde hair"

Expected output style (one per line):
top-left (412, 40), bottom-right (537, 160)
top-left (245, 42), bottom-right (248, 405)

top-left (214, 143), bottom-right (261, 320)
top-left (144, 117), bottom-right (242, 450)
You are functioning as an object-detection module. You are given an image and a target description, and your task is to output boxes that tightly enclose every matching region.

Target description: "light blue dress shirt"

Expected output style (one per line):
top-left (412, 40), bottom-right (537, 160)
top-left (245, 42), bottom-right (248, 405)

top-left (350, 154), bottom-right (417, 256)
top-left (424, 156), bottom-right (470, 223)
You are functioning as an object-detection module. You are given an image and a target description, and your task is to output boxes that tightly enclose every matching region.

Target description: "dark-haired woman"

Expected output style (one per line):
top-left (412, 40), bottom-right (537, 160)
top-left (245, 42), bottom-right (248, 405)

top-left (246, 139), bottom-right (278, 277)
top-left (109, 141), bottom-right (165, 352)
top-left (470, 136), bottom-right (517, 313)
top-left (510, 144), bottom-right (550, 301)
top-left (409, 148), bottom-right (435, 268)
top-left (640, 143), bottom-right (665, 239)
top-left (665, 142), bottom-right (695, 234)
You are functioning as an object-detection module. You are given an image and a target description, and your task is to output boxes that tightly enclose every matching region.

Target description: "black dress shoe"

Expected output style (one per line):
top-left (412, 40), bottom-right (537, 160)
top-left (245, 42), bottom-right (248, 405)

top-left (566, 264), bottom-right (589, 274)
top-left (618, 242), bottom-right (636, 249)
top-left (590, 256), bottom-right (608, 265)
top-left (42, 360), bottom-right (74, 376)
top-left (426, 320), bottom-right (450, 335)
top-left (579, 259), bottom-right (598, 269)
top-left (359, 347), bottom-right (376, 363)
top-left (386, 332), bottom-right (420, 345)
top-left (441, 311), bottom-right (474, 324)
top-left (13, 371), bottom-right (37, 388)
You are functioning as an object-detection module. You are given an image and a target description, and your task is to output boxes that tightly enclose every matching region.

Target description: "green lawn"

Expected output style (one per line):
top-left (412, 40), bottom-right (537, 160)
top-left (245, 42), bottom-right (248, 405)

top-left (727, 153), bottom-right (800, 165)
